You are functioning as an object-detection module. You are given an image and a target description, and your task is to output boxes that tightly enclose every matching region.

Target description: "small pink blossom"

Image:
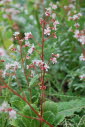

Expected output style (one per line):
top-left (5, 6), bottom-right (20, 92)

top-left (77, 13), bottom-right (82, 17)
top-left (27, 64), bottom-right (35, 69)
top-left (40, 18), bottom-right (45, 25)
top-left (74, 23), bottom-right (80, 28)
top-left (68, 16), bottom-right (73, 21)
top-left (79, 74), bottom-right (85, 80)
top-left (0, 48), bottom-right (5, 56)
top-left (32, 60), bottom-right (44, 66)
top-left (0, 102), bottom-right (9, 112)
top-left (53, 33), bottom-right (57, 38)
top-left (28, 44), bottom-right (35, 54)
top-left (26, 56), bottom-right (30, 59)
top-left (40, 85), bottom-right (46, 90)
top-left (53, 20), bottom-right (60, 26)
top-left (69, 4), bottom-right (75, 9)
top-left (52, 4), bottom-right (57, 9)
top-left (45, 8), bottom-right (51, 16)
top-left (25, 32), bottom-right (33, 40)
top-left (32, 60), bottom-right (49, 71)
top-left (5, 61), bottom-right (20, 71)
top-left (9, 110), bottom-right (16, 119)
top-left (73, 14), bottom-right (79, 20)
top-left (44, 27), bottom-right (51, 36)
top-left (78, 36), bottom-right (85, 45)
top-left (43, 63), bottom-right (50, 71)
top-left (51, 13), bottom-right (56, 19)
top-left (74, 30), bottom-right (80, 38)
top-left (52, 53), bottom-right (60, 58)
top-left (6, 63), bottom-right (11, 70)
top-left (50, 57), bottom-right (57, 64)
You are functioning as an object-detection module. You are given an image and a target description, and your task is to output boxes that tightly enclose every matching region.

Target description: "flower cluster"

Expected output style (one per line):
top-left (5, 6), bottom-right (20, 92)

top-left (32, 60), bottom-right (50, 72)
top-left (64, 4), bottom-right (75, 10)
top-left (5, 61), bottom-right (20, 71)
top-left (50, 53), bottom-right (60, 64)
top-left (24, 32), bottom-right (33, 40)
top-left (74, 30), bottom-right (85, 45)
top-left (2, 61), bottom-right (20, 78)
top-left (68, 13), bottom-right (82, 21)
top-left (40, 2), bottom-right (60, 39)
top-left (0, 102), bottom-right (16, 119)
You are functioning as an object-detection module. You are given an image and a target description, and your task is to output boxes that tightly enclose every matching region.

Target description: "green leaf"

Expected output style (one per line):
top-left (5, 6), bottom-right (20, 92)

top-left (43, 111), bottom-right (55, 127)
top-left (54, 98), bottom-right (85, 126)
top-left (10, 95), bottom-right (25, 110)
top-left (29, 75), bottom-right (39, 88)
top-left (43, 101), bottom-right (58, 115)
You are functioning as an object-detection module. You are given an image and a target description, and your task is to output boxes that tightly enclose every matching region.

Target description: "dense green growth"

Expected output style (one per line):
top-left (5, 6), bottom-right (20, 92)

top-left (0, 0), bottom-right (85, 127)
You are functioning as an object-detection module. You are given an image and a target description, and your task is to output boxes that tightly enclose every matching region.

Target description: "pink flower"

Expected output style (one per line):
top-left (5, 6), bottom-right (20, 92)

top-left (32, 60), bottom-right (49, 71)
top-left (26, 56), bottom-right (30, 59)
top-left (68, 16), bottom-right (73, 21)
top-left (77, 13), bottom-right (82, 17)
top-left (44, 27), bottom-right (51, 36)
top-left (28, 44), bottom-right (35, 54)
top-left (43, 63), bottom-right (50, 71)
top-left (45, 8), bottom-right (51, 16)
top-left (51, 13), bottom-right (56, 19)
top-left (32, 60), bottom-right (43, 66)
top-left (0, 102), bottom-right (9, 112)
top-left (40, 18), bottom-right (45, 25)
top-left (24, 32), bottom-right (33, 40)
top-left (73, 14), bottom-right (79, 20)
top-left (24, 41), bottom-right (30, 47)
top-left (0, 48), bottom-right (5, 56)
top-left (9, 110), bottom-right (16, 119)
top-left (52, 53), bottom-right (60, 58)
top-left (52, 4), bottom-right (57, 9)
top-left (12, 61), bottom-right (20, 70)
top-left (78, 36), bottom-right (85, 45)
top-left (50, 57), bottom-right (57, 64)
top-left (5, 61), bottom-right (20, 71)
top-left (53, 20), bottom-right (60, 26)
top-left (74, 23), bottom-right (80, 28)
top-left (79, 74), bottom-right (85, 80)
top-left (40, 85), bottom-right (46, 90)
top-left (6, 63), bottom-right (11, 70)
top-left (27, 64), bottom-right (35, 69)
top-left (53, 33), bottom-right (57, 38)
top-left (69, 4), bottom-right (75, 9)
top-left (74, 30), bottom-right (80, 38)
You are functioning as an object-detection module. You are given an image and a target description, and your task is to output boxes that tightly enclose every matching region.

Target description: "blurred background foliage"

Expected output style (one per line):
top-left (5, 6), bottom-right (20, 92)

top-left (0, 0), bottom-right (85, 127)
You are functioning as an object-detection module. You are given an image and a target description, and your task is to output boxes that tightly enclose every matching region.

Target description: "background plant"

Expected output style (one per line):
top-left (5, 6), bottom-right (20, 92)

top-left (0, 0), bottom-right (85, 127)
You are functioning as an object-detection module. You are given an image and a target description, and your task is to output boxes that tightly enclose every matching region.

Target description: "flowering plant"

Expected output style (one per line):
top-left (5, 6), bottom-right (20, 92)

top-left (0, 0), bottom-right (85, 127)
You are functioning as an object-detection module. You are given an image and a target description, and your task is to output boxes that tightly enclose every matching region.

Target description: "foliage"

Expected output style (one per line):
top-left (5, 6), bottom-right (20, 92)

top-left (0, 0), bottom-right (85, 127)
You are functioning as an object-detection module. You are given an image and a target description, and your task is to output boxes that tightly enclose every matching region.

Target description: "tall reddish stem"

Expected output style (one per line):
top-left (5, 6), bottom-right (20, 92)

top-left (0, 77), bottom-right (54, 127)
